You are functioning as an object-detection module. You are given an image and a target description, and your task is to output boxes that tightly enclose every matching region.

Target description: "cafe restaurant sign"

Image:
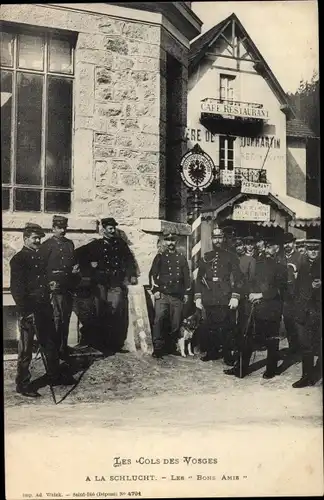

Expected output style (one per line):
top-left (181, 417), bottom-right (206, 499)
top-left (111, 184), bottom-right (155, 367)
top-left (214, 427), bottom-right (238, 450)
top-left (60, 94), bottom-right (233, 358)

top-left (201, 98), bottom-right (269, 120)
top-left (241, 180), bottom-right (271, 195)
top-left (232, 199), bottom-right (270, 222)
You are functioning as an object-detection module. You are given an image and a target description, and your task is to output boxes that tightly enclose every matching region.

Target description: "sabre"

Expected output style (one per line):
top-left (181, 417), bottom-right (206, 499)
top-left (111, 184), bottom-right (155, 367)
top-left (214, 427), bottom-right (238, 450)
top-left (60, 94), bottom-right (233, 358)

top-left (239, 301), bottom-right (258, 379)
top-left (31, 313), bottom-right (57, 405)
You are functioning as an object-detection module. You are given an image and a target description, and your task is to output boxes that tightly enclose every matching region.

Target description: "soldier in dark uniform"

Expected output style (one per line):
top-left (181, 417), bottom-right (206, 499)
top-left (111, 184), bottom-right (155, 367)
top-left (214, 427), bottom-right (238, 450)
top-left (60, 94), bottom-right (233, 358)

top-left (225, 234), bottom-right (287, 378)
top-left (149, 231), bottom-right (191, 358)
top-left (292, 239), bottom-right (321, 388)
top-left (39, 215), bottom-right (79, 360)
top-left (75, 218), bottom-right (138, 353)
top-left (10, 223), bottom-right (76, 398)
top-left (254, 233), bottom-right (266, 262)
top-left (281, 232), bottom-right (303, 354)
top-left (194, 227), bottom-right (242, 363)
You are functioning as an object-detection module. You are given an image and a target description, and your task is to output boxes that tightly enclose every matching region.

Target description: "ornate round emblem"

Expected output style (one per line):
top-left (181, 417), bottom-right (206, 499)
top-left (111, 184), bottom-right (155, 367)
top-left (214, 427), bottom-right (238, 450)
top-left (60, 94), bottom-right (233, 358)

top-left (180, 145), bottom-right (215, 191)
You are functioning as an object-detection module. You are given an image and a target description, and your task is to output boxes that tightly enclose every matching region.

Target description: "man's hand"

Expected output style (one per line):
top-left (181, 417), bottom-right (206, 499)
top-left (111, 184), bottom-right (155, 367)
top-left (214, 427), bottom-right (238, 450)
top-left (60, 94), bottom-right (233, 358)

top-left (183, 294), bottom-right (189, 304)
top-left (90, 261), bottom-right (98, 268)
top-left (154, 291), bottom-right (161, 300)
top-left (312, 279), bottom-right (321, 289)
top-left (130, 276), bottom-right (138, 285)
top-left (49, 281), bottom-right (59, 291)
top-left (228, 297), bottom-right (239, 310)
top-left (72, 264), bottom-right (80, 274)
top-left (249, 292), bottom-right (263, 303)
top-left (195, 298), bottom-right (203, 310)
top-left (20, 313), bottom-right (34, 322)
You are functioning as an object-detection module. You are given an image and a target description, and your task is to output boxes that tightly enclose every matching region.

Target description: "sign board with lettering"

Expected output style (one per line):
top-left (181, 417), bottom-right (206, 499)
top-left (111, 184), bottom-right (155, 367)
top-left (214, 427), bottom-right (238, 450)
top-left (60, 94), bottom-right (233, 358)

top-left (241, 180), bottom-right (271, 195)
top-left (201, 99), bottom-right (269, 120)
top-left (232, 199), bottom-right (270, 221)
top-left (220, 170), bottom-right (235, 186)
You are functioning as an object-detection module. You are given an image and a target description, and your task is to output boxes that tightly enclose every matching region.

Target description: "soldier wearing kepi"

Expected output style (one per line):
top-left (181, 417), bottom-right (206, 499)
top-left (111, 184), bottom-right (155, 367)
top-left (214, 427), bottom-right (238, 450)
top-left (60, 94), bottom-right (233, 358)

top-left (225, 234), bottom-right (288, 378)
top-left (292, 239), bottom-right (322, 388)
top-left (10, 223), bottom-right (76, 398)
top-left (195, 227), bottom-right (242, 363)
top-left (76, 217), bottom-right (138, 353)
top-left (149, 231), bottom-right (190, 358)
top-left (281, 232), bottom-right (303, 355)
top-left (39, 215), bottom-right (79, 360)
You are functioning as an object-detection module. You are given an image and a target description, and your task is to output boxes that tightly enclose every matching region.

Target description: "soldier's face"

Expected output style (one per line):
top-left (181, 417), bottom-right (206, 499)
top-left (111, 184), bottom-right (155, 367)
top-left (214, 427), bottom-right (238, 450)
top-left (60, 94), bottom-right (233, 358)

top-left (265, 244), bottom-right (279, 257)
top-left (24, 232), bottom-right (42, 251)
top-left (53, 225), bottom-right (66, 238)
top-left (103, 225), bottom-right (116, 239)
top-left (165, 238), bottom-right (176, 250)
top-left (306, 248), bottom-right (320, 262)
top-left (245, 243), bottom-right (255, 254)
top-left (284, 241), bottom-right (295, 254)
top-left (235, 243), bottom-right (245, 255)
top-left (256, 240), bottom-right (265, 252)
top-left (212, 235), bottom-right (224, 248)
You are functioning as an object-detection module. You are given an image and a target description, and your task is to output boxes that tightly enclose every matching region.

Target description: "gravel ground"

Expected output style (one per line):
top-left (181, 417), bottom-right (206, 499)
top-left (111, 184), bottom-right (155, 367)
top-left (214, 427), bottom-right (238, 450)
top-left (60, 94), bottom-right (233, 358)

top-left (3, 340), bottom-right (322, 407)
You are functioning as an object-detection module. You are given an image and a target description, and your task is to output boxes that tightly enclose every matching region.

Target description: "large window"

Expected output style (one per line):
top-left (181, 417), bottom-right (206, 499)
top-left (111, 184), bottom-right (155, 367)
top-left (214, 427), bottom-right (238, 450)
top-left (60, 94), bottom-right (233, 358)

top-left (219, 136), bottom-right (234, 170)
top-left (1, 26), bottom-right (74, 213)
top-left (220, 74), bottom-right (235, 102)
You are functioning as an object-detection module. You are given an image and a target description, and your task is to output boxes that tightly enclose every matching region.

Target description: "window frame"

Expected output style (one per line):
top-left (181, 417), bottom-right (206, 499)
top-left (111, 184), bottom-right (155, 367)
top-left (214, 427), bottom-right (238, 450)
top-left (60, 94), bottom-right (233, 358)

top-left (219, 73), bottom-right (236, 103)
top-left (219, 135), bottom-right (235, 171)
top-left (1, 24), bottom-right (75, 214)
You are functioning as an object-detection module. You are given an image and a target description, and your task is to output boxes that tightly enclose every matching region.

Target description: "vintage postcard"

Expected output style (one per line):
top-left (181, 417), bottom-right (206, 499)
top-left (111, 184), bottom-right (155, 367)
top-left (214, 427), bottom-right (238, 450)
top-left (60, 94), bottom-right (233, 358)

top-left (2, 1), bottom-right (322, 498)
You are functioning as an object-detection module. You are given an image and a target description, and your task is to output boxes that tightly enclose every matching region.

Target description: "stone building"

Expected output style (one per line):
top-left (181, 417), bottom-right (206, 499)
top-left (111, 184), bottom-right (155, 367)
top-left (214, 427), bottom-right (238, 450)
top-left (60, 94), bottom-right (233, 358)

top-left (1, 2), bottom-right (202, 346)
top-left (186, 13), bottom-right (320, 253)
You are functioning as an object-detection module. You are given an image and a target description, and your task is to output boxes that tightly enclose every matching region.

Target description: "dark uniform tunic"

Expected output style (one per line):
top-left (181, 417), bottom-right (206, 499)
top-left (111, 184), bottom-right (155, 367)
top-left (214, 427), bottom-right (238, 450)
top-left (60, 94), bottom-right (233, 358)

top-left (10, 246), bottom-right (60, 389)
top-left (281, 249), bottom-right (303, 350)
top-left (294, 256), bottom-right (321, 356)
top-left (237, 253), bottom-right (256, 345)
top-left (39, 236), bottom-right (78, 353)
top-left (149, 250), bottom-right (190, 354)
top-left (195, 247), bottom-right (242, 358)
top-left (75, 236), bottom-right (137, 352)
top-left (250, 256), bottom-right (288, 340)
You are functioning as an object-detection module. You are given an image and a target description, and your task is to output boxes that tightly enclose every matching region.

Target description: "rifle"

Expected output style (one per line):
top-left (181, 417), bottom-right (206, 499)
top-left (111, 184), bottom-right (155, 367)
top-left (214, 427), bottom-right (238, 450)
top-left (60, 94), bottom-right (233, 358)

top-left (31, 313), bottom-right (57, 405)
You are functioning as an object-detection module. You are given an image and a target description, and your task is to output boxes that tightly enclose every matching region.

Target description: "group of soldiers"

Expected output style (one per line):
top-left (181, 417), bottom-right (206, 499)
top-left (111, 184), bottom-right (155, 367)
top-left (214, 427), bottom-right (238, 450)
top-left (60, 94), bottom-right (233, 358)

top-left (10, 215), bottom-right (138, 398)
top-left (9, 215), bottom-right (321, 399)
top-left (150, 227), bottom-right (322, 389)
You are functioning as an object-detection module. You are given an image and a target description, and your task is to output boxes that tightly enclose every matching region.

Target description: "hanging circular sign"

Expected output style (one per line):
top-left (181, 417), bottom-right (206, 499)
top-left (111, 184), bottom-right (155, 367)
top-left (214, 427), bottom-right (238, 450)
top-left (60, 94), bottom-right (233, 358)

top-left (180, 144), bottom-right (215, 191)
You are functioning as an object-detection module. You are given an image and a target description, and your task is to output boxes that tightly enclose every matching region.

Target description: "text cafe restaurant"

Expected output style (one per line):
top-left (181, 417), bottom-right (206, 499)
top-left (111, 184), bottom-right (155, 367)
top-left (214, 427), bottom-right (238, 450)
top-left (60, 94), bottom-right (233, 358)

top-left (185, 13), bottom-right (320, 252)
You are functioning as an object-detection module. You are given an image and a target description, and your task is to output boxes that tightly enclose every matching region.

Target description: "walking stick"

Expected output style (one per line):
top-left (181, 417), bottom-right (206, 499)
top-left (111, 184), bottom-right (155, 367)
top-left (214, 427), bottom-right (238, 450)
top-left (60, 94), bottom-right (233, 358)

top-left (239, 301), bottom-right (256, 379)
top-left (31, 314), bottom-right (57, 405)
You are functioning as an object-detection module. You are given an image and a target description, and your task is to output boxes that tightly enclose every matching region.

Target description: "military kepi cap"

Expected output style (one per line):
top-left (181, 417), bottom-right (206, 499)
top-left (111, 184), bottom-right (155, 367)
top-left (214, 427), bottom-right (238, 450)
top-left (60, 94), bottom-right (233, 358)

top-left (305, 239), bottom-right (321, 249)
top-left (52, 215), bottom-right (68, 227)
top-left (24, 222), bottom-right (45, 237)
top-left (243, 236), bottom-right (255, 243)
top-left (212, 227), bottom-right (224, 237)
top-left (101, 217), bottom-right (118, 227)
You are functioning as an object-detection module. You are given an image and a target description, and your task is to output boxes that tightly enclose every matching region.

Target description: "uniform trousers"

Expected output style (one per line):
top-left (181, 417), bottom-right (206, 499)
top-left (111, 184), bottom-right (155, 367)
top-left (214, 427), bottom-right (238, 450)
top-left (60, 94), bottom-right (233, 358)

top-left (96, 284), bottom-right (129, 352)
top-left (16, 303), bottom-right (60, 389)
top-left (296, 308), bottom-right (321, 356)
top-left (198, 305), bottom-right (236, 358)
top-left (152, 293), bottom-right (183, 353)
top-left (283, 299), bottom-right (300, 351)
top-left (51, 292), bottom-right (73, 352)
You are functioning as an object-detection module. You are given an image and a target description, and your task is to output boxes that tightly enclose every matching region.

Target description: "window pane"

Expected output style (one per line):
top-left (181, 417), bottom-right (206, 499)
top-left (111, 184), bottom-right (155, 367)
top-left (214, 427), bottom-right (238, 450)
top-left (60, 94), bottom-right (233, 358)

top-left (49, 37), bottom-right (73, 74)
top-left (46, 77), bottom-right (72, 188)
top-left (16, 72), bottom-right (43, 185)
top-left (2, 188), bottom-right (10, 210)
top-left (0, 31), bottom-right (14, 67)
top-left (1, 71), bottom-right (12, 183)
top-left (18, 33), bottom-right (44, 70)
top-left (228, 149), bottom-right (234, 160)
top-left (45, 191), bottom-right (71, 213)
top-left (15, 188), bottom-right (41, 211)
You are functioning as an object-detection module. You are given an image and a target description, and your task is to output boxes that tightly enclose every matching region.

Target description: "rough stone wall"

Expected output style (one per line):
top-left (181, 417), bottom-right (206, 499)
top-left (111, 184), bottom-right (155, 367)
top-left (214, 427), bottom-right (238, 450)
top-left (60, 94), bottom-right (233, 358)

top-left (1, 4), bottom-right (173, 284)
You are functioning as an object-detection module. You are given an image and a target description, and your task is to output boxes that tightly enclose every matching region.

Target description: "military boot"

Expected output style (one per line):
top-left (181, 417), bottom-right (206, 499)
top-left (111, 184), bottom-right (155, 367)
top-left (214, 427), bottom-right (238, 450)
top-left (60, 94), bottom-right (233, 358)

top-left (292, 354), bottom-right (316, 388)
top-left (263, 339), bottom-right (279, 379)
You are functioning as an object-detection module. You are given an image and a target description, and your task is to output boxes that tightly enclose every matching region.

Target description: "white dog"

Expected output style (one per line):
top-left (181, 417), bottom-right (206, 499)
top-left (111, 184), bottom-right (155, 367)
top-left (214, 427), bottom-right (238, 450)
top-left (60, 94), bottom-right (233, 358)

top-left (178, 314), bottom-right (199, 357)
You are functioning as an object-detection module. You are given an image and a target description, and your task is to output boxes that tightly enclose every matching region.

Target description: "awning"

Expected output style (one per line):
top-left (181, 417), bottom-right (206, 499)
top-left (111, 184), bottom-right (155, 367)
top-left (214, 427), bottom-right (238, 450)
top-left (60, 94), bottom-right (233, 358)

top-left (201, 188), bottom-right (294, 220)
top-left (276, 194), bottom-right (321, 222)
